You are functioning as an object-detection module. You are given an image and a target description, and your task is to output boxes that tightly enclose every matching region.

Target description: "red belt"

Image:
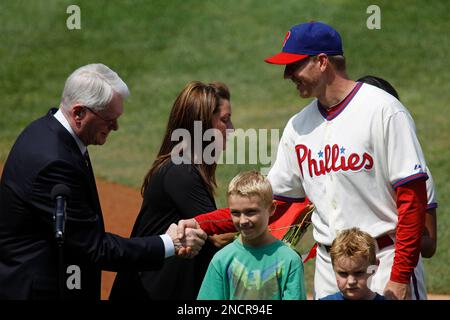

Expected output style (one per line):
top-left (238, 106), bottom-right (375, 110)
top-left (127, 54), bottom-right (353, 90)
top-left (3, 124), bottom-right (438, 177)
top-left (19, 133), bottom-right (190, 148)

top-left (321, 234), bottom-right (394, 252)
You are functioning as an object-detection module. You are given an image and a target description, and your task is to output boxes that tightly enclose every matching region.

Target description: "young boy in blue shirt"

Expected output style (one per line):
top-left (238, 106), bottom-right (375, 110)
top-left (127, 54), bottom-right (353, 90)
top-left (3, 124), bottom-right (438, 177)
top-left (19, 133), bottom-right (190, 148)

top-left (320, 228), bottom-right (385, 300)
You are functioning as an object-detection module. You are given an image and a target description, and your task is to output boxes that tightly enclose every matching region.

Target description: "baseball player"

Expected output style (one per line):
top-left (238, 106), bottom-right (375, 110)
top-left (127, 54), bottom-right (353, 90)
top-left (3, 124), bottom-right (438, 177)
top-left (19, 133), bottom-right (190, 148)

top-left (265, 21), bottom-right (428, 300)
top-left (181, 22), bottom-right (429, 300)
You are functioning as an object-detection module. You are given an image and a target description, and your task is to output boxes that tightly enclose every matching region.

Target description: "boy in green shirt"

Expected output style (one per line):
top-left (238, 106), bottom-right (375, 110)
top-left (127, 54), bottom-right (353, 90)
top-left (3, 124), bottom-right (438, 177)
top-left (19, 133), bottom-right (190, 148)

top-left (197, 171), bottom-right (306, 300)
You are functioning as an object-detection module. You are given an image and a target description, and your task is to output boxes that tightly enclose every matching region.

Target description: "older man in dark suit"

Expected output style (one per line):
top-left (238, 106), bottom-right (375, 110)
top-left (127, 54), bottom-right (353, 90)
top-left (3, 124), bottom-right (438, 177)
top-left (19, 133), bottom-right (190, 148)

top-left (0, 63), bottom-right (206, 300)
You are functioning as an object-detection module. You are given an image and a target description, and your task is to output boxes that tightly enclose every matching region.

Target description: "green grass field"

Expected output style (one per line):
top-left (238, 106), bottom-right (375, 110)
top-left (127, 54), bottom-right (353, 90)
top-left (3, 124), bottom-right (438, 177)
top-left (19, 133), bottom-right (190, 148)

top-left (1, 0), bottom-right (449, 294)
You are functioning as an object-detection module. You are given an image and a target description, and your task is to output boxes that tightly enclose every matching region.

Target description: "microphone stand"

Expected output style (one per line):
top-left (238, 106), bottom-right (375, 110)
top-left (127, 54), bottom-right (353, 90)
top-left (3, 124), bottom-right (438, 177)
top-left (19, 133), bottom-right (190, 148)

top-left (55, 197), bottom-right (66, 301)
top-left (57, 236), bottom-right (65, 300)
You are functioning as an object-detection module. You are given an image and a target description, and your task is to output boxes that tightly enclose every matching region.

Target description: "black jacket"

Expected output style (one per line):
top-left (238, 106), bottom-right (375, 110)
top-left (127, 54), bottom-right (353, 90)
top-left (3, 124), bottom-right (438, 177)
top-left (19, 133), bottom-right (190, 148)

top-left (0, 109), bottom-right (165, 300)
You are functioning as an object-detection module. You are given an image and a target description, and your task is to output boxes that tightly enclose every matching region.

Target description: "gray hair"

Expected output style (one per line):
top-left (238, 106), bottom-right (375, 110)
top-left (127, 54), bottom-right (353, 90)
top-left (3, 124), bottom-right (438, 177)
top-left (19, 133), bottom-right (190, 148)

top-left (60, 63), bottom-right (130, 111)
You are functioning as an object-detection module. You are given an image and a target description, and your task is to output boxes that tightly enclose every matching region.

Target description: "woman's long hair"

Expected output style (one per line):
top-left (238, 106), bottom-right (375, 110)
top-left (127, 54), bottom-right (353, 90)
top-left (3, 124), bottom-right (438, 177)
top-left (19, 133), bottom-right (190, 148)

top-left (141, 81), bottom-right (230, 196)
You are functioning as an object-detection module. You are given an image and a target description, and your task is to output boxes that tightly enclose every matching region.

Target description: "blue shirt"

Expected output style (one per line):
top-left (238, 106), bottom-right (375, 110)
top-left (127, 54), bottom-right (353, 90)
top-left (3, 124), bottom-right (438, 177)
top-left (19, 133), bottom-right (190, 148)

top-left (320, 292), bottom-right (385, 300)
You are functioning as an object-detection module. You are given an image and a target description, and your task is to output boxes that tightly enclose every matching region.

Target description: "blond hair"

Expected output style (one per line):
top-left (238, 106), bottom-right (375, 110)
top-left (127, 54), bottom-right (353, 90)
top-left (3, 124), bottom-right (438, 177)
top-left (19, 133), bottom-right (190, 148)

top-left (227, 171), bottom-right (273, 208)
top-left (330, 228), bottom-right (377, 266)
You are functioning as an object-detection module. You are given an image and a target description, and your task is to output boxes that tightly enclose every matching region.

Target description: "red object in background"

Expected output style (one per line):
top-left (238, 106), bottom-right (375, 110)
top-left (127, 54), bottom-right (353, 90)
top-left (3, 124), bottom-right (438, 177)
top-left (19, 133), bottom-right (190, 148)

top-left (269, 199), bottom-right (311, 240)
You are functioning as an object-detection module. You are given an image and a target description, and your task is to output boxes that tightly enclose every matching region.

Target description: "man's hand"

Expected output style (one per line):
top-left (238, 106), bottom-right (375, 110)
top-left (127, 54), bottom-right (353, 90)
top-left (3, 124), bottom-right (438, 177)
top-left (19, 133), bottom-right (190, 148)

top-left (165, 223), bottom-right (207, 258)
top-left (383, 280), bottom-right (411, 300)
top-left (177, 218), bottom-right (200, 239)
top-left (183, 227), bottom-right (208, 256)
top-left (165, 223), bottom-right (183, 254)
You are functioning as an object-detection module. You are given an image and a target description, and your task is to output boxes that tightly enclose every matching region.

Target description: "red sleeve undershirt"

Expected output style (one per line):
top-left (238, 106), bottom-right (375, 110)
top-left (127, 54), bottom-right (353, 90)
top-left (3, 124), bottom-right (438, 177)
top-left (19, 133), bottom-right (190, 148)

top-left (390, 179), bottom-right (427, 284)
top-left (194, 207), bottom-right (234, 234)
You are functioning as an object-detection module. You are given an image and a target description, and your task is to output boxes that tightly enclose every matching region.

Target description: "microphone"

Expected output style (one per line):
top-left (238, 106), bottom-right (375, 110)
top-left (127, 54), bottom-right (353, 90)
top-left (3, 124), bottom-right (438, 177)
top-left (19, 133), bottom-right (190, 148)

top-left (51, 184), bottom-right (71, 244)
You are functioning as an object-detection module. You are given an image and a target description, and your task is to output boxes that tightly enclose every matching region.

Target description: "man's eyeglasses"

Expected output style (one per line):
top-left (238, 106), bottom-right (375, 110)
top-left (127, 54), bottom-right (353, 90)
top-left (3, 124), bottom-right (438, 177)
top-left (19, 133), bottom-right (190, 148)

top-left (84, 107), bottom-right (117, 126)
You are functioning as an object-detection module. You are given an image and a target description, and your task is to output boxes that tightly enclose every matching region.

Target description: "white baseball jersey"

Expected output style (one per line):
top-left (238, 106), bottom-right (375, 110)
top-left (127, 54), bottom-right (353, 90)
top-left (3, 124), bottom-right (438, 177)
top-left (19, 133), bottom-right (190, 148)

top-left (268, 82), bottom-right (428, 245)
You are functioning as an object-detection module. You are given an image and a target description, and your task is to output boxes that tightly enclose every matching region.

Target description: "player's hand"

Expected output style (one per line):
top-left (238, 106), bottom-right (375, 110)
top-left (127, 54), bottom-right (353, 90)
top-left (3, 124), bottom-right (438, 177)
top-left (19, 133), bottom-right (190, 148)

top-left (179, 227), bottom-right (208, 258)
top-left (165, 223), bottom-right (207, 258)
top-left (177, 218), bottom-right (201, 239)
top-left (383, 280), bottom-right (411, 300)
top-left (208, 232), bottom-right (237, 248)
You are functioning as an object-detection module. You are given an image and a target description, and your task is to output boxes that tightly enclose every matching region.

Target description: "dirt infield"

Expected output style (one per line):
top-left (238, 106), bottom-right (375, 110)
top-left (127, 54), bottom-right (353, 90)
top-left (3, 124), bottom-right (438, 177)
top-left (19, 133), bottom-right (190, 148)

top-left (0, 164), bottom-right (448, 300)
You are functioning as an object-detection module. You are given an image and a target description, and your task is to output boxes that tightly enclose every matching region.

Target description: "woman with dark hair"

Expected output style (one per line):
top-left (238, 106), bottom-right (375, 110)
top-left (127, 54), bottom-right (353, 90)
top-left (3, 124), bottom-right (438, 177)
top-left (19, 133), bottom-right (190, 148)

top-left (110, 81), bottom-right (234, 300)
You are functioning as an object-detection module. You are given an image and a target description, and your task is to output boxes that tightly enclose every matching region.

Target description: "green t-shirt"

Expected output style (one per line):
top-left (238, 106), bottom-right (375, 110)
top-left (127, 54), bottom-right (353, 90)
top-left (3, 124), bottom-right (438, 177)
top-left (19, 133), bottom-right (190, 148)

top-left (197, 238), bottom-right (306, 300)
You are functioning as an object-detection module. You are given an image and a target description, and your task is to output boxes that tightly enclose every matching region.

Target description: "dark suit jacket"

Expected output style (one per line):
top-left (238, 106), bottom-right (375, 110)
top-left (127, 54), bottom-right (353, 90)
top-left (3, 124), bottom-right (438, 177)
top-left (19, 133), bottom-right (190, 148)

top-left (0, 109), bottom-right (165, 300)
